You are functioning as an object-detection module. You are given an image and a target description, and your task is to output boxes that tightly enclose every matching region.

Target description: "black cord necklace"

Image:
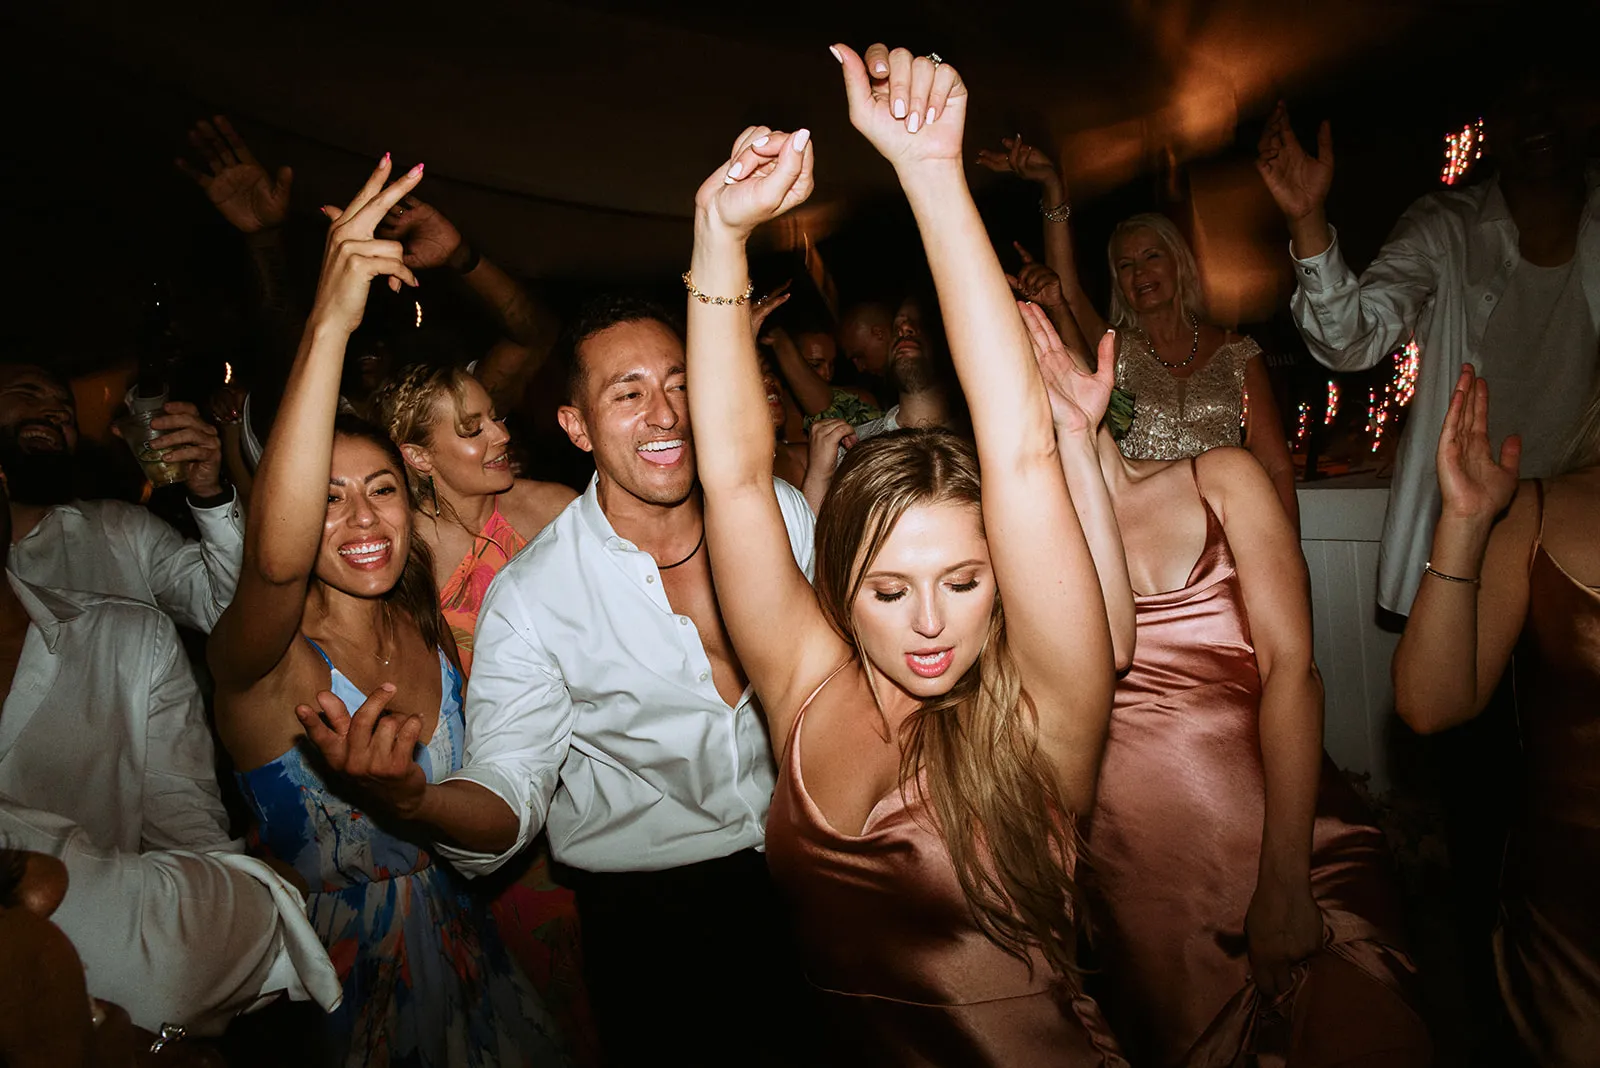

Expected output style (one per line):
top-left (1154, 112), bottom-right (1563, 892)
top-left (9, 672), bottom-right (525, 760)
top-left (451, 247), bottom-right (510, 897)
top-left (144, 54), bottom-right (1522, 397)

top-left (656, 525), bottom-right (706, 570)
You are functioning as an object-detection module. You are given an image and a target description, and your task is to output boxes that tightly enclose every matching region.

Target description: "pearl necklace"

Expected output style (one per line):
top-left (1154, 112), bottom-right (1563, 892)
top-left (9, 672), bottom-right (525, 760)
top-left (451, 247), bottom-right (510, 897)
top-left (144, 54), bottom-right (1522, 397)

top-left (1144, 314), bottom-right (1201, 369)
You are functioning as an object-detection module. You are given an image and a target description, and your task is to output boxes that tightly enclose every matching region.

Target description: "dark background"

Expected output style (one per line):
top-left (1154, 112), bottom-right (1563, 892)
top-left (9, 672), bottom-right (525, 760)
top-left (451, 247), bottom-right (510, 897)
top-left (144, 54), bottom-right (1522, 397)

top-left (2, 0), bottom-right (1593, 480)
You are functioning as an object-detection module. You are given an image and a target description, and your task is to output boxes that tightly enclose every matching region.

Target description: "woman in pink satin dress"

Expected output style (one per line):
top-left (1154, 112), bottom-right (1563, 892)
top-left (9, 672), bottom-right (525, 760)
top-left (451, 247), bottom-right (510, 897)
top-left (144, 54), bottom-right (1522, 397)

top-left (1395, 366), bottom-right (1600, 1067)
top-left (682, 44), bottom-right (1132, 1066)
top-left (1020, 310), bottom-right (1432, 1064)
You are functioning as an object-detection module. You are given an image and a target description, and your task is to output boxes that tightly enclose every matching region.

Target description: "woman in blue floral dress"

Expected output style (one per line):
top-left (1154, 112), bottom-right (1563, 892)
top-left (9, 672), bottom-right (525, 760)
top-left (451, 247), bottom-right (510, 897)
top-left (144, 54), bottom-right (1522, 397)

top-left (210, 156), bottom-right (567, 1067)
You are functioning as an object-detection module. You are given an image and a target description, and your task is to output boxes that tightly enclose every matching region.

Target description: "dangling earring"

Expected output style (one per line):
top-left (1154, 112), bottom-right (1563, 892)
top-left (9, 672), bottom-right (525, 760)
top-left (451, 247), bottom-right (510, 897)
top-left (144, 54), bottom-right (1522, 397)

top-left (427, 475), bottom-right (441, 518)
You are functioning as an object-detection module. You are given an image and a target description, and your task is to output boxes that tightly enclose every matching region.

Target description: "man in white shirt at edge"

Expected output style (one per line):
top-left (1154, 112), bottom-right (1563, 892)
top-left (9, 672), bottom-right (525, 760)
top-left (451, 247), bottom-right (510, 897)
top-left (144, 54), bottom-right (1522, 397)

top-left (0, 468), bottom-right (340, 1037)
top-left (1257, 64), bottom-right (1599, 617)
top-left (0, 362), bottom-right (243, 632)
top-left (302, 296), bottom-right (817, 1066)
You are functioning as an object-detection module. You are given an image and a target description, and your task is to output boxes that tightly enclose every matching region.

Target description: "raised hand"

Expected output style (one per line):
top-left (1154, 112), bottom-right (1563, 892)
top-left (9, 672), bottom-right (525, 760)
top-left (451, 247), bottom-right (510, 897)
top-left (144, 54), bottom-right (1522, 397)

top-left (694, 127), bottom-right (815, 240)
top-left (802, 417), bottom-right (856, 513)
top-left (1019, 302), bottom-right (1114, 435)
top-left (149, 402), bottom-right (225, 497)
top-left (310, 155), bottom-right (424, 335)
top-left (1005, 242), bottom-right (1066, 308)
top-left (1255, 101), bottom-right (1334, 223)
top-left (1437, 365), bottom-right (1521, 523)
top-left (176, 116), bottom-right (293, 234)
top-left (751, 280), bottom-right (794, 338)
top-left (375, 195), bottom-right (466, 271)
top-left (294, 683), bottom-right (428, 817)
top-left (833, 43), bottom-right (966, 169)
top-left (975, 134), bottom-right (1059, 185)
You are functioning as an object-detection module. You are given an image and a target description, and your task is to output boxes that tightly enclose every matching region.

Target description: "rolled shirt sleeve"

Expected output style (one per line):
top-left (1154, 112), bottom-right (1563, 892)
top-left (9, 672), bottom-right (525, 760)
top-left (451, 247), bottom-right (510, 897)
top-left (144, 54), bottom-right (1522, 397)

top-left (1289, 218), bottom-right (1439, 373)
top-left (436, 579), bottom-right (573, 877)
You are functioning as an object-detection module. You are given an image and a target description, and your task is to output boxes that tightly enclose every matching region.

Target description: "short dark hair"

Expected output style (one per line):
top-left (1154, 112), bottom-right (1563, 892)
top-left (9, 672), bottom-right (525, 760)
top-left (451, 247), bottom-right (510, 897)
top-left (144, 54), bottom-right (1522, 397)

top-left (553, 295), bottom-right (682, 405)
top-left (0, 361), bottom-right (75, 404)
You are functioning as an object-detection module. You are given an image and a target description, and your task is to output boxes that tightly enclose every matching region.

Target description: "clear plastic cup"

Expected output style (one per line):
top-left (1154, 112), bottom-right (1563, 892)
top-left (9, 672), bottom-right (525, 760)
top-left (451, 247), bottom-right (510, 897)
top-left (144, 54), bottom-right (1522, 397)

top-left (116, 409), bottom-right (188, 487)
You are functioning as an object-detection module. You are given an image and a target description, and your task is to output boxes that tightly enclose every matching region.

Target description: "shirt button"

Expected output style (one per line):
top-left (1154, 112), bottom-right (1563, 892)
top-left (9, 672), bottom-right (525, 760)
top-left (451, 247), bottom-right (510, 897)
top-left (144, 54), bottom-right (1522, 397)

top-left (646, 575), bottom-right (655, 584)
top-left (679, 616), bottom-right (690, 626)
top-left (1484, 293), bottom-right (1494, 302)
top-left (699, 671), bottom-right (709, 682)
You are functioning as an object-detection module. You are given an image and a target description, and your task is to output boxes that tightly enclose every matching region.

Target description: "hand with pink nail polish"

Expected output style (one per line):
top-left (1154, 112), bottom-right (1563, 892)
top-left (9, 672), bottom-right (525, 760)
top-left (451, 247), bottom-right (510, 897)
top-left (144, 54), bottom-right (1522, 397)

top-left (693, 125), bottom-right (815, 242)
top-left (833, 43), bottom-right (966, 172)
top-left (307, 156), bottom-right (427, 336)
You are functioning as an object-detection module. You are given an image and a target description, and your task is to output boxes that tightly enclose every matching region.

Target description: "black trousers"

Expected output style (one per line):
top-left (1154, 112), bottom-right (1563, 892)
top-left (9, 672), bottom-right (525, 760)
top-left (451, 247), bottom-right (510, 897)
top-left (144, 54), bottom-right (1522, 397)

top-left (558, 849), bottom-right (818, 1068)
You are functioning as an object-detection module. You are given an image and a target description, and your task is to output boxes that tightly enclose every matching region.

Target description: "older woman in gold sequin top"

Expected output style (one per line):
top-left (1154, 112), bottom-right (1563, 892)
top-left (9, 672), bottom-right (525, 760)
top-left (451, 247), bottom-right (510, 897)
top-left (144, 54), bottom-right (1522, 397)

top-left (978, 140), bottom-right (1299, 529)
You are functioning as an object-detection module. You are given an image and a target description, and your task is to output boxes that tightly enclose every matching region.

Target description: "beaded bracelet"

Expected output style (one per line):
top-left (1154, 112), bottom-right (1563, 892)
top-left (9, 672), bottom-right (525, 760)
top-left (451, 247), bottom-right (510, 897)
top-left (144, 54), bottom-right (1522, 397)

top-left (1040, 199), bottom-right (1072, 223)
top-left (683, 271), bottom-right (754, 306)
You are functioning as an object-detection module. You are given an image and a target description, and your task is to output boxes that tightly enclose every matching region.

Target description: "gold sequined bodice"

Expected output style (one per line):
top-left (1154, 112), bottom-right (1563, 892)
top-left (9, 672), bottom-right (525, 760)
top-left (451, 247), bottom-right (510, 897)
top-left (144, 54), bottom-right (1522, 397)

top-left (1115, 331), bottom-right (1260, 460)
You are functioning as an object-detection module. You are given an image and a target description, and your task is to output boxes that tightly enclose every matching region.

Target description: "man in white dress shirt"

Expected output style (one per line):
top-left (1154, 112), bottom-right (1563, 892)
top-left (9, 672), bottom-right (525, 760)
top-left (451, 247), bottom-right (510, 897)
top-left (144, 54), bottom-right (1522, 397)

top-left (306, 297), bottom-right (817, 1065)
top-left (1258, 66), bottom-right (1599, 617)
top-left (0, 362), bottom-right (243, 632)
top-left (0, 468), bottom-right (339, 1039)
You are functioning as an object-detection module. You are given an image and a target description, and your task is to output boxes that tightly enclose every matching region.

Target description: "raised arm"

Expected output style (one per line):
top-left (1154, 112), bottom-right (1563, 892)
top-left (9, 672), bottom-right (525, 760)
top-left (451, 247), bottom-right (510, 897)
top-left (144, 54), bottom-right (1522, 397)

top-left (1019, 309), bottom-right (1134, 671)
top-left (763, 326), bottom-right (837, 416)
top-left (377, 196), bottom-right (560, 411)
top-left (1200, 446), bottom-right (1324, 998)
top-left (686, 124), bottom-right (844, 747)
top-left (837, 43), bottom-right (1114, 812)
top-left (1258, 102), bottom-right (1436, 373)
top-left (976, 137), bottom-right (1108, 344)
top-left (209, 157), bottom-right (423, 689)
top-left (1393, 367), bottom-right (1532, 733)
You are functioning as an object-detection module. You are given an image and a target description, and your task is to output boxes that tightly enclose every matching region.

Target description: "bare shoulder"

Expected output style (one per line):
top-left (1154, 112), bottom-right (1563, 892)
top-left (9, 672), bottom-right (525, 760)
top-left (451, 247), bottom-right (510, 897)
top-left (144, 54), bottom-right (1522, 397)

top-left (1194, 447), bottom-right (1275, 512)
top-left (502, 479), bottom-right (581, 540)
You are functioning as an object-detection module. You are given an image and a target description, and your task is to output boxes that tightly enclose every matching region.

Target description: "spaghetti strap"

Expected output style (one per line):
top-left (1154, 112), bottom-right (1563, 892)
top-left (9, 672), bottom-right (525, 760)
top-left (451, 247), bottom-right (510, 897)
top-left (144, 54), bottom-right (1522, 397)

top-left (783, 659), bottom-right (855, 758)
top-left (302, 635), bottom-right (334, 669)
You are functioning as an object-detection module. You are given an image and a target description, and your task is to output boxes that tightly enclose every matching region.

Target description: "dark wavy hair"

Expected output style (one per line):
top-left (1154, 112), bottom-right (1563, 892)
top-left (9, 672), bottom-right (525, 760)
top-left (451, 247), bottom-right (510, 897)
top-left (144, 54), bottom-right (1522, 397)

top-left (330, 413), bottom-right (452, 667)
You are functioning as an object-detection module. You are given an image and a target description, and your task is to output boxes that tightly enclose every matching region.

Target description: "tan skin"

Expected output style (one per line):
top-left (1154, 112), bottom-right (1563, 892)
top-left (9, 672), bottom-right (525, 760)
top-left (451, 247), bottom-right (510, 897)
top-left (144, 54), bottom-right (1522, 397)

top-left (1394, 367), bottom-right (1600, 732)
top-left (398, 376), bottom-right (576, 590)
top-left (686, 43), bottom-right (1116, 848)
top-left (210, 158), bottom-right (511, 861)
top-left (555, 318), bottom-right (754, 708)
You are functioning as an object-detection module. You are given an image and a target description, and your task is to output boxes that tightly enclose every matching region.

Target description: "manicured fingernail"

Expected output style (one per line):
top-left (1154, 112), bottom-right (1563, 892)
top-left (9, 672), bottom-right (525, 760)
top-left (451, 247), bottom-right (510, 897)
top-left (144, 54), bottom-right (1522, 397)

top-left (829, 45), bottom-right (842, 63)
top-left (927, 107), bottom-right (937, 125)
top-left (753, 135), bottom-right (769, 148)
top-left (793, 128), bottom-right (811, 152)
top-left (874, 61), bottom-right (888, 75)
top-left (907, 110), bottom-right (920, 133)
top-left (893, 98), bottom-right (906, 119)
top-left (727, 160), bottom-right (744, 180)
top-left (381, 152), bottom-right (390, 165)
top-left (408, 162), bottom-right (424, 177)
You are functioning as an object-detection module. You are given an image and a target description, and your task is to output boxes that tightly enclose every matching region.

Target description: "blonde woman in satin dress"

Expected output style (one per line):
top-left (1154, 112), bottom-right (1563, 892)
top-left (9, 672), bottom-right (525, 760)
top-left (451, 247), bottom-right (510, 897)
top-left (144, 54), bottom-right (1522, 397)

top-left (1021, 307), bottom-right (1431, 1065)
top-left (975, 141), bottom-right (1299, 529)
top-left (1395, 366), bottom-right (1600, 1066)
top-left (682, 43), bottom-right (1133, 1067)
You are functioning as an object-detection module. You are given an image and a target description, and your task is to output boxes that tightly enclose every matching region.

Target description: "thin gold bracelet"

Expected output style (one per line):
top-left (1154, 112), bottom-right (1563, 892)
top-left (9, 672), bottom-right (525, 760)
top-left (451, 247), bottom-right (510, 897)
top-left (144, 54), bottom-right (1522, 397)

top-left (1424, 563), bottom-right (1480, 586)
top-left (682, 271), bottom-right (754, 306)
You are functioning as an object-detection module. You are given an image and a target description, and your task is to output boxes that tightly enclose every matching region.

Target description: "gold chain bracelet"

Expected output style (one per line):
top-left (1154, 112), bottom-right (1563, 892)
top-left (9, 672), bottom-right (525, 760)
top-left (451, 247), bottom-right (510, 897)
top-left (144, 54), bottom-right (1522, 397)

top-left (683, 271), bottom-right (754, 306)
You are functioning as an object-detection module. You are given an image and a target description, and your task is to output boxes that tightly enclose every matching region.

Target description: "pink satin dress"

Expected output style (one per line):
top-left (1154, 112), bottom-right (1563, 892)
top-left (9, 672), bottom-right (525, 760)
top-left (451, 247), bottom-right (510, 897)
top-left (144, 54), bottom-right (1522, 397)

top-left (765, 666), bottom-right (1129, 1067)
top-left (1495, 481), bottom-right (1600, 1066)
top-left (1086, 486), bottom-right (1430, 1067)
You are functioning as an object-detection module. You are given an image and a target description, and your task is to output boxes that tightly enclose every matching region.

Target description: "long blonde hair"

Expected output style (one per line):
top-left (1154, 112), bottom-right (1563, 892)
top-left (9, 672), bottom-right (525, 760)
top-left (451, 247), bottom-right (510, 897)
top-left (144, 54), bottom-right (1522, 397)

top-left (813, 428), bottom-right (1083, 980)
top-left (1106, 212), bottom-right (1207, 330)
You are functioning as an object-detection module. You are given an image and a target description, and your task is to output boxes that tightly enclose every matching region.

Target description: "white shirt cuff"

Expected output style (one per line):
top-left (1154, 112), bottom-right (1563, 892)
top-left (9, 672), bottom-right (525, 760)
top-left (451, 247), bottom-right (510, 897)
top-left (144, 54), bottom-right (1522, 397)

top-left (433, 765), bottom-right (534, 877)
top-left (1290, 224), bottom-right (1346, 294)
